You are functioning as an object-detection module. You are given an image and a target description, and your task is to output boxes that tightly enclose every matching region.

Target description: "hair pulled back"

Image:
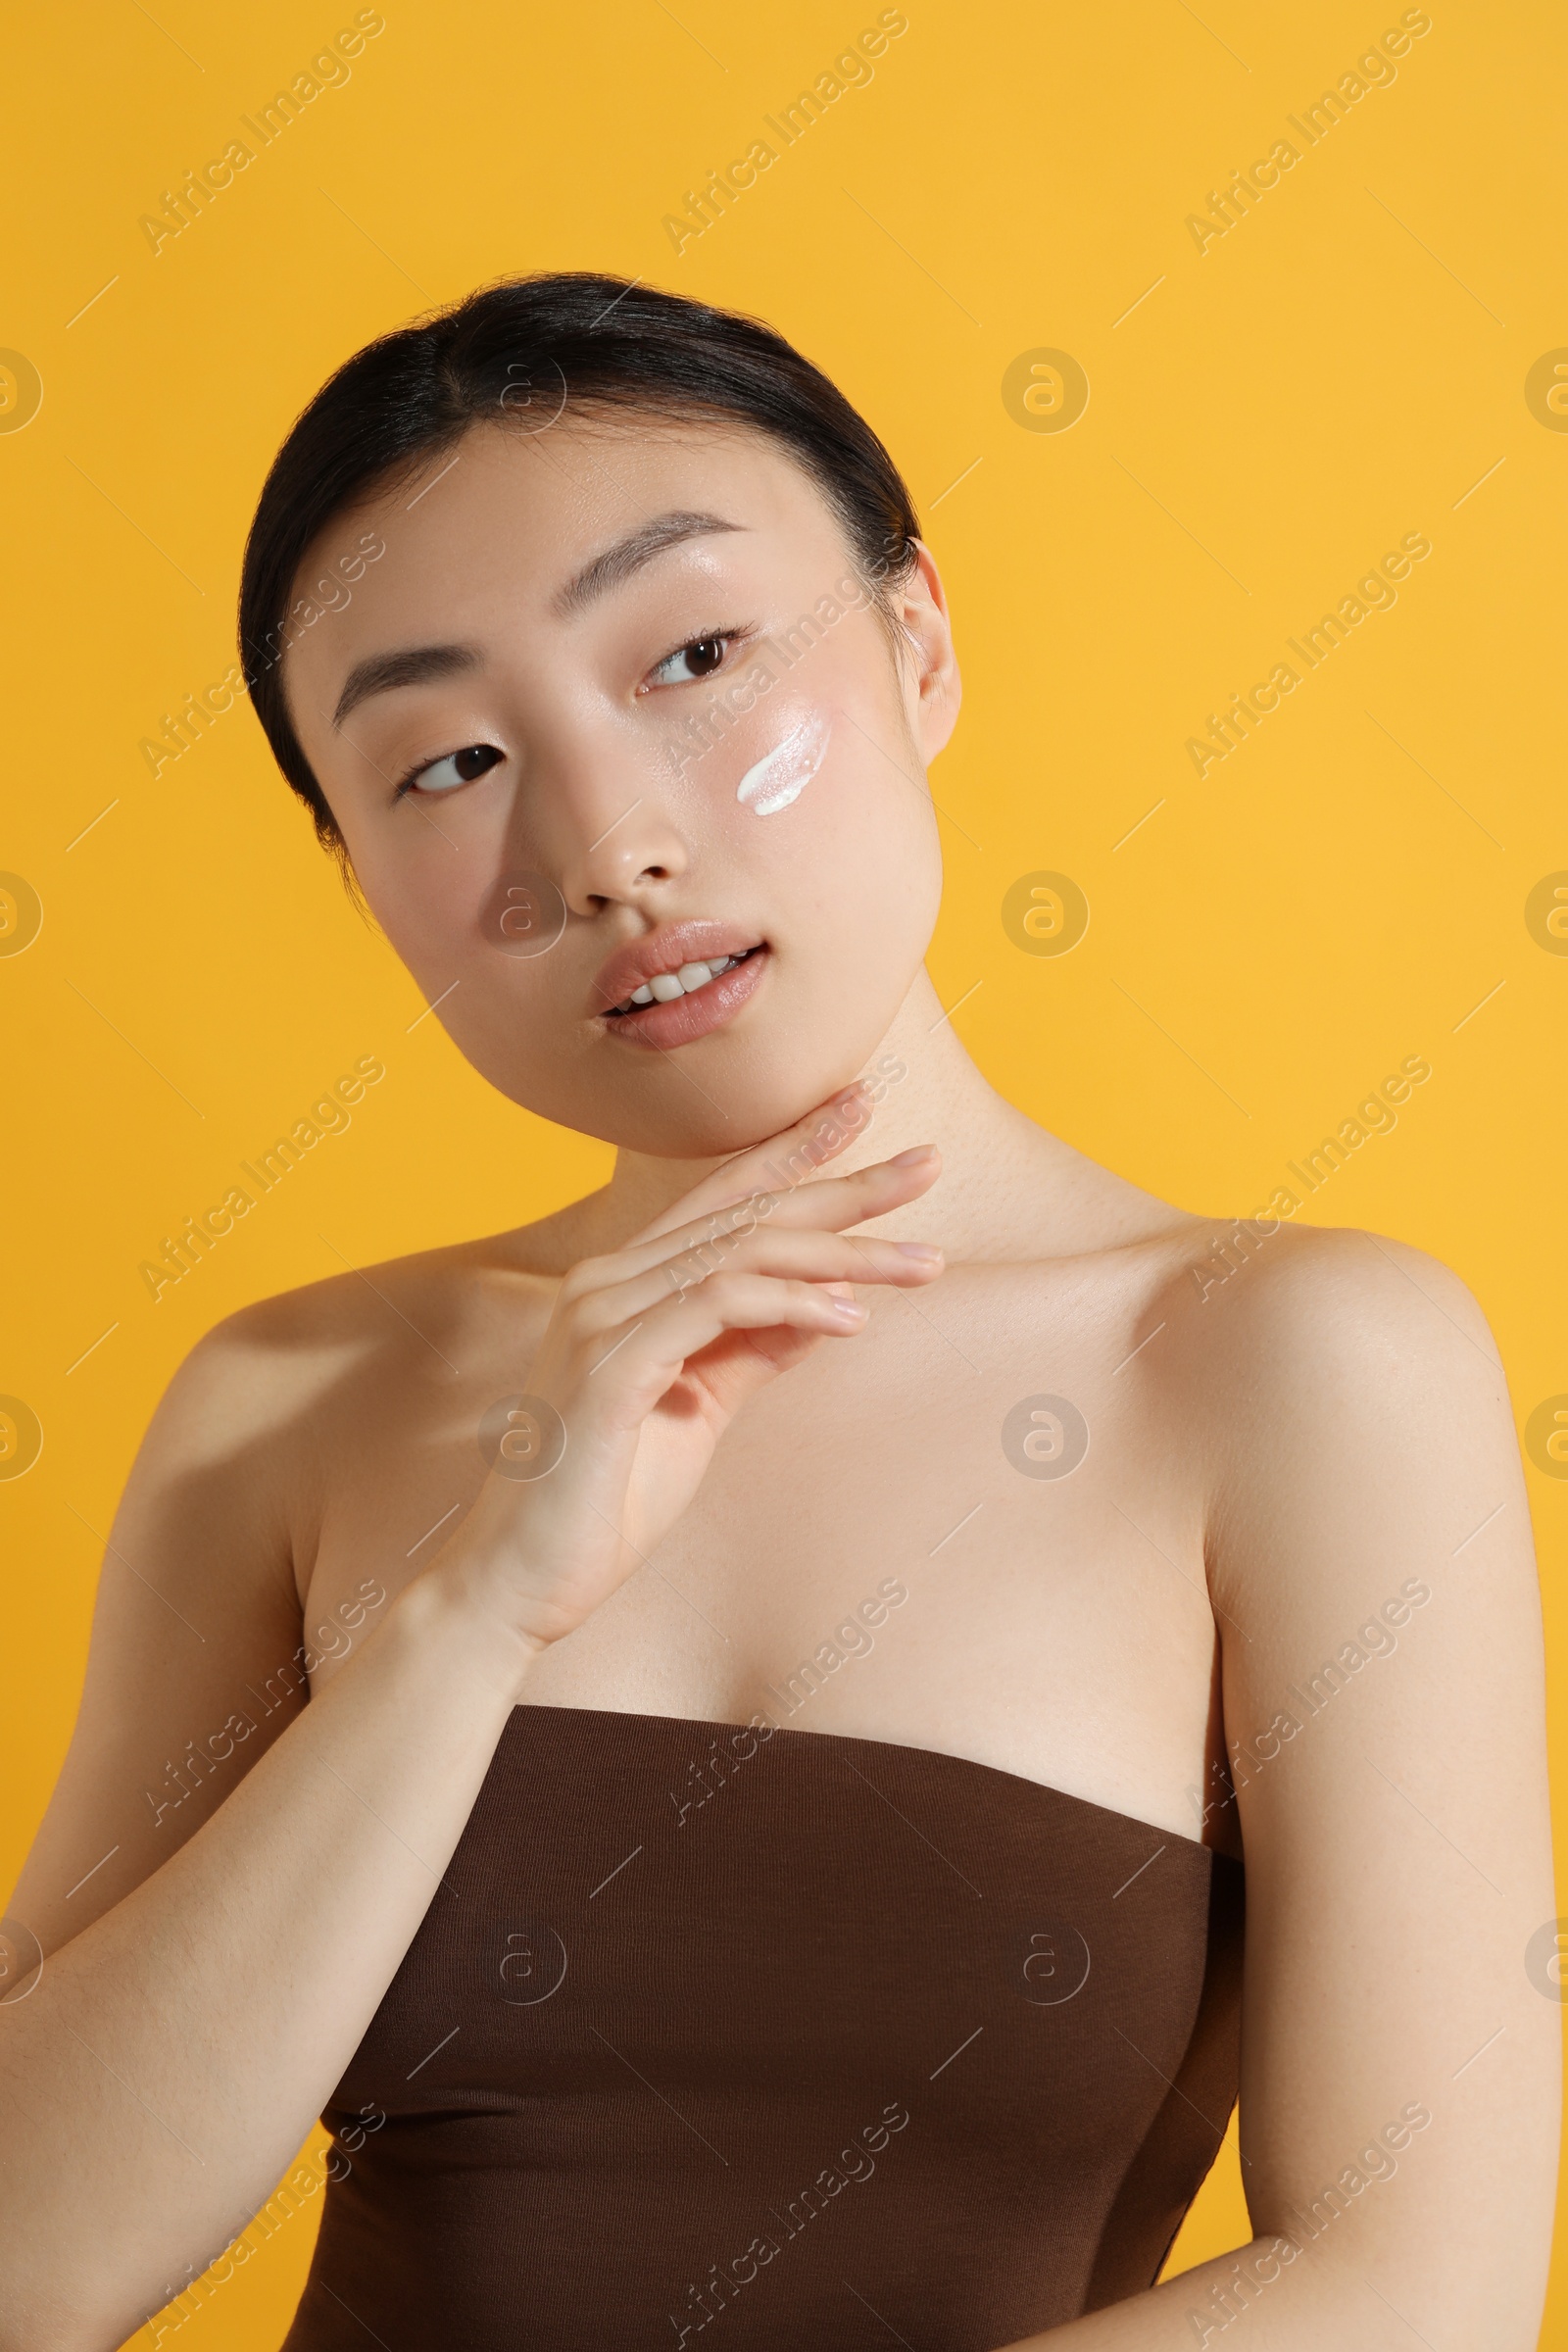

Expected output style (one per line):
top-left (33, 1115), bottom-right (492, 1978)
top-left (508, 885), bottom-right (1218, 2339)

top-left (237, 270), bottom-right (921, 853)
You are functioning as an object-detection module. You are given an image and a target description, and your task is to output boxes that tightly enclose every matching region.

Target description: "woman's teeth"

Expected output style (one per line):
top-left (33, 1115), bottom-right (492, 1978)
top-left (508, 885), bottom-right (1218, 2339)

top-left (612, 953), bottom-right (747, 1015)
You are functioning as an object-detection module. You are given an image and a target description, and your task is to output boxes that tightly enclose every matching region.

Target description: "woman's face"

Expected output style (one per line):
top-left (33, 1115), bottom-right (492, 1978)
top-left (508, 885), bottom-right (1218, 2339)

top-left (282, 416), bottom-right (958, 1155)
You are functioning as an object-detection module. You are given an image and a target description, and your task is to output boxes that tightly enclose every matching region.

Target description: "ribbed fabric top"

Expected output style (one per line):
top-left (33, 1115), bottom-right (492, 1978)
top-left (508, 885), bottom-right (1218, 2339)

top-left (282, 1704), bottom-right (1244, 2351)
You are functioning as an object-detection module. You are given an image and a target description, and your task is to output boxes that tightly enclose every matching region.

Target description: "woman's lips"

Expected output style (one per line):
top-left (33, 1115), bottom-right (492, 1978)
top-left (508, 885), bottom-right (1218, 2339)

top-left (602, 944), bottom-right (769, 1048)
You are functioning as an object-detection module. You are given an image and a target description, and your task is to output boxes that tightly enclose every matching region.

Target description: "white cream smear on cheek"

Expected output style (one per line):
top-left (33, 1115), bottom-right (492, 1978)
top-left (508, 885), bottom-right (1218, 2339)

top-left (734, 710), bottom-right (832, 815)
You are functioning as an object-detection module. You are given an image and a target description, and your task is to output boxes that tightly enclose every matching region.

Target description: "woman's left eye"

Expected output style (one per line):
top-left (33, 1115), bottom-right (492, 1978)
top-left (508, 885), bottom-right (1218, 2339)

top-left (397, 744), bottom-right (504, 798)
top-left (647, 634), bottom-right (734, 688)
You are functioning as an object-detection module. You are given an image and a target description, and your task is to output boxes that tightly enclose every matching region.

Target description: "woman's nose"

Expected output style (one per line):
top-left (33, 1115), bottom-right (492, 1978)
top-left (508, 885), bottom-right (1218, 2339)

top-left (544, 748), bottom-right (693, 915)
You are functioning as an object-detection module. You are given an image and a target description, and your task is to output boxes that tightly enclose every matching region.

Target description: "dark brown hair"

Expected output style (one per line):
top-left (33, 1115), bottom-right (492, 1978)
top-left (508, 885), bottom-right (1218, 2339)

top-left (237, 270), bottom-right (920, 857)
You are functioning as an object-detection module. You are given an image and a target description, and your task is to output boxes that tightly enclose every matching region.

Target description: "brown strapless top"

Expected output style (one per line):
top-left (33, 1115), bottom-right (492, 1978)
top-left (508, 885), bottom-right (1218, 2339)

top-left (281, 1705), bottom-right (1244, 2351)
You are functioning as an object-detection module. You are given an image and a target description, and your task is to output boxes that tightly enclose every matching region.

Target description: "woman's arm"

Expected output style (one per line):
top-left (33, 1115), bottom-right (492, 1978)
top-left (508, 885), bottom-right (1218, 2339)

top-left (0, 1090), bottom-right (945, 2352)
top-left (997, 1226), bottom-right (1559, 2351)
top-left (0, 1308), bottom-right (540, 2351)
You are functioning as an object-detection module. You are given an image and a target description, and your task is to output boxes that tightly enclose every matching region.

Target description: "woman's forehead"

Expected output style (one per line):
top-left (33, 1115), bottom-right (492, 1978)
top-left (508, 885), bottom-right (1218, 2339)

top-left (352, 416), bottom-right (828, 547)
top-left (290, 425), bottom-right (844, 656)
top-left (281, 419), bottom-right (852, 729)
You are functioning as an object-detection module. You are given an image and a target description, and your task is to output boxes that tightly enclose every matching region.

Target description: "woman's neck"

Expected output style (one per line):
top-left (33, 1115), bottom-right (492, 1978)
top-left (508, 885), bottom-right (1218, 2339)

top-left (553, 966), bottom-right (1191, 1266)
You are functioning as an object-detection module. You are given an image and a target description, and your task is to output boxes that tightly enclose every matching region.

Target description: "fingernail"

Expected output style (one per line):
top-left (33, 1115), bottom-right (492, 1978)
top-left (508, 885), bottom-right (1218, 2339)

top-left (890, 1145), bottom-right (936, 1167)
top-left (894, 1243), bottom-right (942, 1262)
top-left (829, 1296), bottom-right (866, 1318)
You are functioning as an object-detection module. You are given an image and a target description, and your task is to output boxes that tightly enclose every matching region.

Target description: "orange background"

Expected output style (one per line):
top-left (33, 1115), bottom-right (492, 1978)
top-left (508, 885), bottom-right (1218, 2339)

top-left (2, 0), bottom-right (1564, 2341)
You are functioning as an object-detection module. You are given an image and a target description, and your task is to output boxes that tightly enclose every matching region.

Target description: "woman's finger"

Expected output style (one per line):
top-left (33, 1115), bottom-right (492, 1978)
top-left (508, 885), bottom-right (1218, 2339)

top-left (624, 1079), bottom-right (883, 1248)
top-left (570, 1149), bottom-right (939, 1299)
top-left (573, 1270), bottom-right (876, 1415)
top-left (561, 1227), bottom-right (941, 1340)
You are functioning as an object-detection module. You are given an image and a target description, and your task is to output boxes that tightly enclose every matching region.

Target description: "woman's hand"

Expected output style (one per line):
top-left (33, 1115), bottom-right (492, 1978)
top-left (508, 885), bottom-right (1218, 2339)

top-left (424, 1080), bottom-right (944, 1663)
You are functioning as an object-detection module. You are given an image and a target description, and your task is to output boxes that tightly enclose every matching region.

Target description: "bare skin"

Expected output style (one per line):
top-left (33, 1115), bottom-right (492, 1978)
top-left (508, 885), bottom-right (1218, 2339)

top-left (0, 416), bottom-right (1556, 2352)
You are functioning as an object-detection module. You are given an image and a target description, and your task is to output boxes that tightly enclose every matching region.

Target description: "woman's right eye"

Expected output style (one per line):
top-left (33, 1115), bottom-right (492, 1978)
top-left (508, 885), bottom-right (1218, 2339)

top-left (397, 744), bottom-right (504, 799)
top-left (647, 634), bottom-right (734, 688)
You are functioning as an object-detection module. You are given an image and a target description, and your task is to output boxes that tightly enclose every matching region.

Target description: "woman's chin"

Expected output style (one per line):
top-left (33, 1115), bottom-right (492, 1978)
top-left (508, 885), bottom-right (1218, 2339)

top-left (486, 1057), bottom-right (876, 1164)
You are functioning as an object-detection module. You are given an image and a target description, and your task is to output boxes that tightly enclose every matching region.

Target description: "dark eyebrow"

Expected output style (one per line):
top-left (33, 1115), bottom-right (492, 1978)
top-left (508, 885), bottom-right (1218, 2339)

top-left (552, 510), bottom-right (744, 619)
top-left (328, 513), bottom-right (741, 727)
top-left (331, 642), bottom-right (481, 731)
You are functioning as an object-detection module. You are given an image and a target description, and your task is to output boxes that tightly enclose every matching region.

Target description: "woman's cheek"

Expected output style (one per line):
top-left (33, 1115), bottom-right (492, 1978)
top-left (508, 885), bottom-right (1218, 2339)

top-left (705, 693), bottom-right (886, 846)
top-left (732, 707), bottom-right (833, 816)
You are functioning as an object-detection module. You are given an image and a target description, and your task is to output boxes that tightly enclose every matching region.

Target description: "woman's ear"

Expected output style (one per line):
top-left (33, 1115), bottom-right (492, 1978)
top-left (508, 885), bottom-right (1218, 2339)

top-left (893, 540), bottom-right (961, 764)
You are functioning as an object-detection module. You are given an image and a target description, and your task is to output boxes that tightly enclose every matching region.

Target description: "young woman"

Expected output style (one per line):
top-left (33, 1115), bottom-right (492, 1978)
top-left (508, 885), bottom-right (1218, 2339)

top-left (0, 274), bottom-right (1556, 2352)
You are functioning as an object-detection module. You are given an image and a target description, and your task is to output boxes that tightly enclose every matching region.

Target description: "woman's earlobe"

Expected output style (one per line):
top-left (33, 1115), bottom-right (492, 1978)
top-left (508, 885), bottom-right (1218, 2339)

top-left (911, 643), bottom-right (961, 764)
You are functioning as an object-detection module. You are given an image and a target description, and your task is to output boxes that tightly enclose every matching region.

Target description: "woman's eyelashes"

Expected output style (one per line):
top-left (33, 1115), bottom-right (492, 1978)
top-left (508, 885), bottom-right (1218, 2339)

top-left (394, 742), bottom-right (505, 800)
top-left (644, 626), bottom-right (752, 690)
top-left (390, 629), bottom-right (754, 798)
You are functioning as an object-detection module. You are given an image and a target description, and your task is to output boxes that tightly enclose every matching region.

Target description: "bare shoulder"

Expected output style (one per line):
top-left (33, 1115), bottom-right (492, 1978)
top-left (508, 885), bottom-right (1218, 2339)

top-left (1156, 1210), bottom-right (1537, 1660)
top-left (195, 1223), bottom-right (562, 1410)
top-left (219, 1226), bottom-right (562, 1530)
top-left (1189, 1213), bottom-right (1494, 1364)
top-left (137, 1245), bottom-right (472, 1519)
top-left (1189, 1206), bottom-right (1509, 1434)
top-left (3, 1224), bottom-right (563, 1958)
top-left (1170, 1223), bottom-right (1513, 1458)
top-left (1150, 1221), bottom-right (1556, 2341)
top-left (207, 1223), bottom-right (551, 1356)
